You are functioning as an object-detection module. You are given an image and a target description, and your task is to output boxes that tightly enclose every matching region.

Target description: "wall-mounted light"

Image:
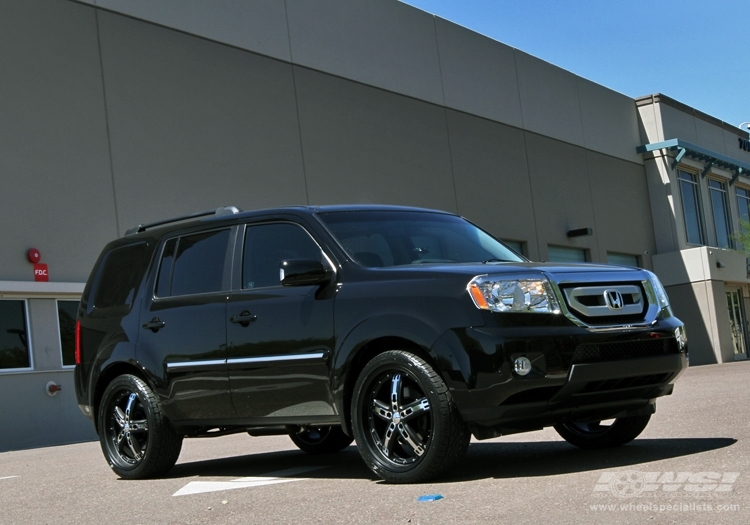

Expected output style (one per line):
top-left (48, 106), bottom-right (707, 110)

top-left (567, 228), bottom-right (593, 238)
top-left (716, 261), bottom-right (726, 269)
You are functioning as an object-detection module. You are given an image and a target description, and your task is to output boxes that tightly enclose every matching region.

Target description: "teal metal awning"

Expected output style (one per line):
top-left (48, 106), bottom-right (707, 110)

top-left (636, 138), bottom-right (750, 183)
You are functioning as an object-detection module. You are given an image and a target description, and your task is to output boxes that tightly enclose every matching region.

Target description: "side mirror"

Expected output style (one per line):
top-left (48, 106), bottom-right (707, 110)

top-left (280, 259), bottom-right (332, 286)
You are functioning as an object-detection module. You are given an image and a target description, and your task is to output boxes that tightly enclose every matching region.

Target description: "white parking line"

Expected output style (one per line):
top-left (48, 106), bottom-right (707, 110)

top-left (0, 476), bottom-right (18, 481)
top-left (172, 466), bottom-right (327, 497)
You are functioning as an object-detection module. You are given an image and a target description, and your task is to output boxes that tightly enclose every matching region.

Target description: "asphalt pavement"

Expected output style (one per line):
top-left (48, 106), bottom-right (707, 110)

top-left (1, 360), bottom-right (748, 525)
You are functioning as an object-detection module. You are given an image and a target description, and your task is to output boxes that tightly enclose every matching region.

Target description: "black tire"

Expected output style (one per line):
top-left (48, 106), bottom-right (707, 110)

top-left (554, 414), bottom-right (652, 450)
top-left (288, 425), bottom-right (354, 454)
top-left (351, 350), bottom-right (470, 483)
top-left (98, 374), bottom-right (183, 479)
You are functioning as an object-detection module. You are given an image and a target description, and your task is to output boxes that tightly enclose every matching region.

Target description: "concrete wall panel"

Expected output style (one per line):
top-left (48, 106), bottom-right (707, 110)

top-left (448, 111), bottom-right (539, 259)
top-left (97, 12), bottom-right (308, 230)
top-left (726, 128), bottom-right (750, 164)
top-left (657, 103), bottom-right (698, 143)
top-left (523, 133), bottom-right (597, 261)
top-left (665, 282), bottom-right (717, 365)
top-left (435, 18), bottom-right (523, 128)
top-left (0, 0), bottom-right (117, 283)
top-left (577, 78), bottom-right (641, 164)
top-left (286, 0), bottom-right (444, 105)
top-left (294, 67), bottom-right (456, 211)
top-left (515, 51), bottom-right (585, 148)
top-left (446, 111), bottom-right (537, 259)
top-left (695, 117), bottom-right (728, 155)
top-left (93, 0), bottom-right (292, 61)
top-left (0, 371), bottom-right (97, 452)
top-left (587, 151), bottom-right (655, 266)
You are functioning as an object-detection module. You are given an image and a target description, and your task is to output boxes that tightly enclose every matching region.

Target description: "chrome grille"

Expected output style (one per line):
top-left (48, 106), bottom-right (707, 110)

top-left (561, 283), bottom-right (647, 325)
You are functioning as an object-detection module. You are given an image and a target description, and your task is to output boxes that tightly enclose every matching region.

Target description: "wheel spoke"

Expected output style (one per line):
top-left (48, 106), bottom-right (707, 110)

top-left (390, 374), bottom-right (402, 412)
top-left (124, 393), bottom-right (137, 421)
top-left (113, 407), bottom-right (126, 428)
top-left (382, 422), bottom-right (398, 456)
top-left (399, 397), bottom-right (430, 422)
top-left (125, 432), bottom-right (142, 461)
top-left (115, 430), bottom-right (126, 449)
top-left (128, 418), bottom-right (148, 432)
top-left (397, 423), bottom-right (426, 457)
top-left (372, 399), bottom-right (392, 421)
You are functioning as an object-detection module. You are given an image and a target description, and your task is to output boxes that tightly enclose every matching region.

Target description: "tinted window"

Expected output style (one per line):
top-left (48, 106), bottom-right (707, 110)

top-left (318, 211), bottom-right (524, 267)
top-left (167, 229), bottom-right (230, 297)
top-left (243, 223), bottom-right (323, 289)
top-left (93, 243), bottom-right (148, 309)
top-left (0, 300), bottom-right (30, 370)
top-left (155, 238), bottom-right (177, 298)
top-left (678, 170), bottom-right (704, 245)
top-left (58, 300), bottom-right (79, 367)
top-left (548, 245), bottom-right (587, 263)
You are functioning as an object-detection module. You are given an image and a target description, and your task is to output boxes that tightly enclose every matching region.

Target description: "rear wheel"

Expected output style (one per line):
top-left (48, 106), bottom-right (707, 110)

top-left (351, 350), bottom-right (470, 483)
top-left (98, 374), bottom-right (183, 479)
top-left (554, 414), bottom-right (651, 449)
top-left (288, 425), bottom-right (353, 454)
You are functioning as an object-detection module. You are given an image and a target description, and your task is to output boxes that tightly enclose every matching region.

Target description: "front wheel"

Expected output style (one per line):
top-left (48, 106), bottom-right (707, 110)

top-left (554, 414), bottom-right (652, 450)
top-left (98, 374), bottom-right (183, 479)
top-left (351, 350), bottom-right (470, 483)
top-left (288, 425), bottom-right (354, 454)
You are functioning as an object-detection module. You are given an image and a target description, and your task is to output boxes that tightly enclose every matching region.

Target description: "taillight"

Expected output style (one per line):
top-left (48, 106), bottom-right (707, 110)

top-left (75, 320), bottom-right (81, 365)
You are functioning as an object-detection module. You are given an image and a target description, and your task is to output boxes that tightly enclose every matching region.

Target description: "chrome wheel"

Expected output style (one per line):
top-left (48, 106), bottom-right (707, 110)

top-left (554, 414), bottom-right (652, 449)
top-left (352, 351), bottom-right (469, 483)
top-left (288, 425), bottom-right (353, 454)
top-left (98, 375), bottom-right (182, 479)
top-left (366, 371), bottom-right (432, 467)
top-left (104, 390), bottom-right (149, 467)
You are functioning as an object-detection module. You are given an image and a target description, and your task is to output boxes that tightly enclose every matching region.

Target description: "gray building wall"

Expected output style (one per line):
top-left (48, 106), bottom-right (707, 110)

top-left (0, 0), bottom-right (657, 451)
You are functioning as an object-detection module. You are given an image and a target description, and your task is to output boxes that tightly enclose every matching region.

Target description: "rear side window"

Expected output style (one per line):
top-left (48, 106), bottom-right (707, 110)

top-left (156, 229), bottom-right (230, 297)
top-left (92, 243), bottom-right (149, 309)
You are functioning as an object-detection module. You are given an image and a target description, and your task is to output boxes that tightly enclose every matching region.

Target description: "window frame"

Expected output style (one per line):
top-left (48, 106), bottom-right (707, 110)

top-left (677, 169), bottom-right (706, 246)
top-left (56, 299), bottom-right (79, 369)
top-left (708, 178), bottom-right (733, 249)
top-left (152, 226), bottom-right (235, 300)
top-left (0, 299), bottom-right (33, 373)
top-left (238, 220), bottom-right (333, 291)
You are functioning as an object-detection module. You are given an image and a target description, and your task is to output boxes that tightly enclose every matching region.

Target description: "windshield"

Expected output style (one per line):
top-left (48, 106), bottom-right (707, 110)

top-left (318, 210), bottom-right (525, 267)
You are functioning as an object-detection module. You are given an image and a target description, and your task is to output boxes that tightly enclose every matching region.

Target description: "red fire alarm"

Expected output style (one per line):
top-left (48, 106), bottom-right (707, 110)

top-left (34, 263), bottom-right (49, 282)
top-left (28, 248), bottom-right (41, 264)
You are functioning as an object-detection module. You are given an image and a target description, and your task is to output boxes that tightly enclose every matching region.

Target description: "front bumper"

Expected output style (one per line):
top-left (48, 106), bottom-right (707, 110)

top-left (431, 317), bottom-right (687, 439)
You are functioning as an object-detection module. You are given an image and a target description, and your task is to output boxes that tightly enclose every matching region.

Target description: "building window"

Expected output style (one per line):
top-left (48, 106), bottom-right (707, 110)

top-left (678, 170), bottom-right (705, 245)
top-left (737, 187), bottom-right (750, 225)
top-left (547, 245), bottom-right (587, 263)
top-left (708, 179), bottom-right (732, 249)
top-left (502, 240), bottom-right (524, 256)
top-left (0, 300), bottom-right (31, 370)
top-left (607, 252), bottom-right (639, 267)
top-left (57, 300), bottom-right (79, 367)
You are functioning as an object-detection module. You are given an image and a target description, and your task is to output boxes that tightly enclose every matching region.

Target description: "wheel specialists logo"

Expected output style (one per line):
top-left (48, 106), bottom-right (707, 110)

top-left (593, 471), bottom-right (740, 498)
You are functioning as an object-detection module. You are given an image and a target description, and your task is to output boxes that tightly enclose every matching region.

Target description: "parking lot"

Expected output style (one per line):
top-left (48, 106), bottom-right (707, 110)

top-left (1, 361), bottom-right (748, 525)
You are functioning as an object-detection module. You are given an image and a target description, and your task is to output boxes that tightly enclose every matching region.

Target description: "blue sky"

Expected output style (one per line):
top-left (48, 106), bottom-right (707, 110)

top-left (401, 0), bottom-right (750, 130)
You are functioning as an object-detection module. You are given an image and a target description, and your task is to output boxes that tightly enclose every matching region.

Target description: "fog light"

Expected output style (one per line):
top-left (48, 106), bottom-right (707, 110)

top-left (514, 357), bottom-right (532, 376)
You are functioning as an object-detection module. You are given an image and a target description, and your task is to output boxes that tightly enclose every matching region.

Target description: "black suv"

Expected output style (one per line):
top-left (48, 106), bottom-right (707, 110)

top-left (74, 205), bottom-right (687, 483)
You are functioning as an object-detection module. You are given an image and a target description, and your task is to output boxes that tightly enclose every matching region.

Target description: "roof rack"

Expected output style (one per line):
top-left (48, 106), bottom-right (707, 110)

top-left (124, 206), bottom-right (242, 236)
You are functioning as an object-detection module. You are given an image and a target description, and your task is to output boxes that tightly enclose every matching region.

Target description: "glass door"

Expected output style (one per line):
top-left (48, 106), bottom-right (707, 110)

top-left (726, 288), bottom-right (748, 360)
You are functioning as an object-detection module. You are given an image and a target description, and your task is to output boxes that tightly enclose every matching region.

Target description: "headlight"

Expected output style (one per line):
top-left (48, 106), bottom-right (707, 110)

top-left (645, 270), bottom-right (670, 309)
top-left (468, 276), bottom-right (561, 314)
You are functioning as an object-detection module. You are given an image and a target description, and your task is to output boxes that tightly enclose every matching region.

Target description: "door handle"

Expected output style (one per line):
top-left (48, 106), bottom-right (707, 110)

top-left (230, 311), bottom-right (257, 327)
top-left (143, 317), bottom-right (165, 332)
